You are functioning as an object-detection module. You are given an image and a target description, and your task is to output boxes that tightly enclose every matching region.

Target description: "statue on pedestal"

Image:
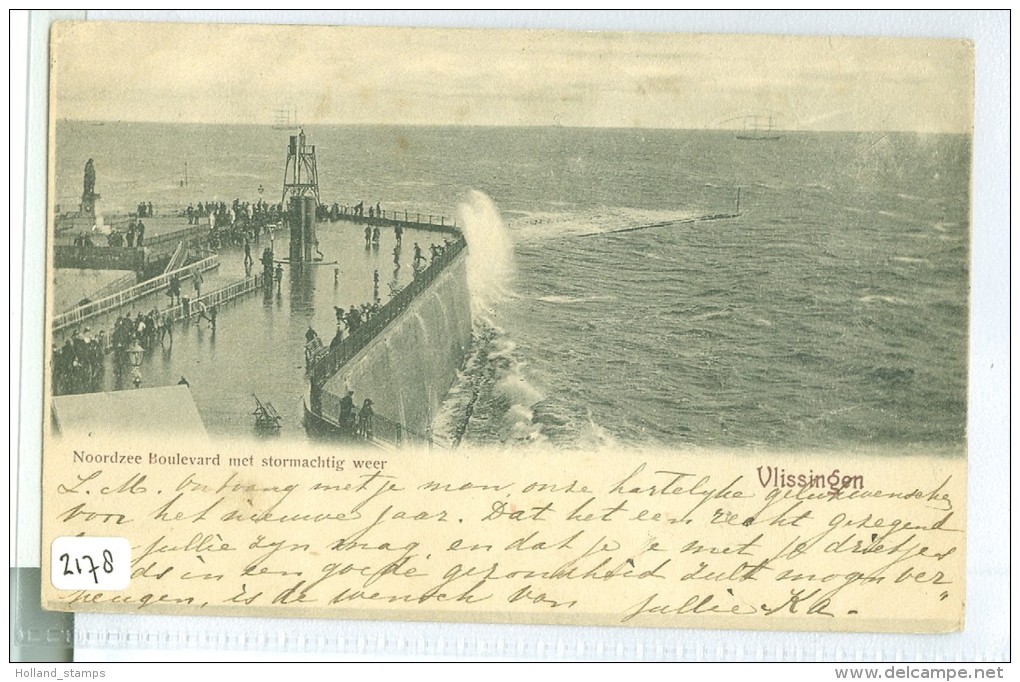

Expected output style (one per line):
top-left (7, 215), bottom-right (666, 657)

top-left (83, 158), bottom-right (95, 195)
top-left (80, 158), bottom-right (99, 217)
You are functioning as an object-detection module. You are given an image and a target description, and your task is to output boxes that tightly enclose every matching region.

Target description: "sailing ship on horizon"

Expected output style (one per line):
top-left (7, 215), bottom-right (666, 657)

top-left (736, 112), bottom-right (782, 141)
top-left (273, 106), bottom-right (299, 130)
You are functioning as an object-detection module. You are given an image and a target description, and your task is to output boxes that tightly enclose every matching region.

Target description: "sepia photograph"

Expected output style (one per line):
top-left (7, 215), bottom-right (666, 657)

top-left (47, 23), bottom-right (971, 456)
top-left (34, 17), bottom-right (984, 640)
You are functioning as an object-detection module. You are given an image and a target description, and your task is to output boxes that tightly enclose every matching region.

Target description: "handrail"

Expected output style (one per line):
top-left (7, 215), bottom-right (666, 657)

top-left (140, 225), bottom-right (210, 249)
top-left (53, 256), bottom-right (220, 333)
top-left (328, 210), bottom-right (461, 235)
top-left (309, 236), bottom-right (467, 388)
top-left (307, 397), bottom-right (446, 450)
top-left (77, 273), bottom-right (262, 353)
top-left (196, 275), bottom-right (259, 309)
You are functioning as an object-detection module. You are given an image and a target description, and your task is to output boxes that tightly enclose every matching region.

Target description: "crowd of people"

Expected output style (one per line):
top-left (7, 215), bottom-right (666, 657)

top-left (184, 197), bottom-right (400, 231)
top-left (184, 198), bottom-right (286, 250)
top-left (51, 329), bottom-right (106, 395)
top-left (110, 308), bottom-right (174, 353)
top-left (409, 239), bottom-right (456, 273)
top-left (52, 294), bottom-right (224, 394)
top-left (186, 198), bottom-right (283, 230)
top-left (52, 307), bottom-right (173, 394)
top-left (333, 299), bottom-right (383, 337)
top-left (73, 195), bottom-right (450, 260)
top-left (304, 292), bottom-right (385, 368)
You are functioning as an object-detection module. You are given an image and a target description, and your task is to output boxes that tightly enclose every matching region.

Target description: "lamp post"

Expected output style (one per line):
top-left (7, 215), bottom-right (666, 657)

top-left (127, 341), bottom-right (144, 388)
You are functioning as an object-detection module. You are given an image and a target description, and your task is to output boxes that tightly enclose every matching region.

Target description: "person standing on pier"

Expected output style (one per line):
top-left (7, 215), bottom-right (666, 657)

top-left (373, 269), bottom-right (380, 303)
top-left (261, 247), bottom-right (274, 287)
top-left (358, 399), bottom-right (374, 439)
top-left (127, 221), bottom-right (136, 247)
top-left (243, 237), bottom-right (253, 273)
top-left (192, 267), bottom-right (204, 297)
top-left (339, 390), bottom-right (356, 432)
top-left (375, 202), bottom-right (381, 219)
top-left (136, 219), bottom-right (145, 247)
top-left (193, 300), bottom-right (216, 328)
top-left (167, 273), bottom-right (181, 306)
top-left (160, 312), bottom-right (173, 347)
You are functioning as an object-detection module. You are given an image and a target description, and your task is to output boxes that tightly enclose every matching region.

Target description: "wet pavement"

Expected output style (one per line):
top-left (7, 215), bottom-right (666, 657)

top-left (54, 220), bottom-right (460, 440)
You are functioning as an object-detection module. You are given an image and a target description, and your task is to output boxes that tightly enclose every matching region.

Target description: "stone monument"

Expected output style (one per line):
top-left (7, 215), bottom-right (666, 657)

top-left (80, 158), bottom-right (100, 217)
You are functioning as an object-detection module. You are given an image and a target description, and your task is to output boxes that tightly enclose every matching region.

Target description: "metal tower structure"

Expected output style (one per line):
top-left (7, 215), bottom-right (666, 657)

top-left (281, 129), bottom-right (320, 206)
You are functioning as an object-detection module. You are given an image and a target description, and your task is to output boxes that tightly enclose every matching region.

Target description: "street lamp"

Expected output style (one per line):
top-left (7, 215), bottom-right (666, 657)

top-left (127, 341), bottom-right (144, 388)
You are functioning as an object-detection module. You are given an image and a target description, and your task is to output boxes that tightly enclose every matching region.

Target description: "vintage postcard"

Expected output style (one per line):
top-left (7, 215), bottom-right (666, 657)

top-left (42, 21), bottom-right (971, 633)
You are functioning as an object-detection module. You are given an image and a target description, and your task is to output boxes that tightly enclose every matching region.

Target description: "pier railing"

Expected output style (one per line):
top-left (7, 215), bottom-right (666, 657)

top-left (309, 235), bottom-right (467, 389)
top-left (52, 256), bottom-right (220, 334)
top-left (328, 209), bottom-right (461, 236)
top-left (166, 273), bottom-right (263, 322)
top-left (143, 225), bottom-right (210, 250)
top-left (63, 273), bottom-right (263, 354)
top-left (310, 397), bottom-right (446, 451)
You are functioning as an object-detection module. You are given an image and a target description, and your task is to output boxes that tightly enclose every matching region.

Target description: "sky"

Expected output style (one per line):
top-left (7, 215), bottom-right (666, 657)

top-left (51, 21), bottom-right (974, 133)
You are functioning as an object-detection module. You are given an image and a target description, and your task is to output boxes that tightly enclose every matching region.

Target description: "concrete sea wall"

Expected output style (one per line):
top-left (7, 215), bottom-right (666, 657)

top-left (320, 252), bottom-right (472, 441)
top-left (54, 245), bottom-right (146, 271)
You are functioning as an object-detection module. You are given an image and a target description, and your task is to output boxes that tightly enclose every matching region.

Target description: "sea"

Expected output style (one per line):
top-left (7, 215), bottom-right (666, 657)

top-left (53, 122), bottom-right (971, 453)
